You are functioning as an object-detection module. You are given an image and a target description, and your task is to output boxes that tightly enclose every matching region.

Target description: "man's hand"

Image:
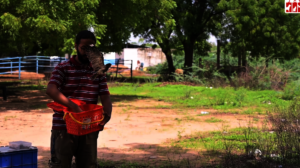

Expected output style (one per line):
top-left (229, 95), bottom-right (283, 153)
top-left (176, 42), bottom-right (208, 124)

top-left (70, 104), bottom-right (83, 113)
top-left (99, 113), bottom-right (111, 126)
top-left (46, 84), bottom-right (83, 113)
top-left (99, 94), bottom-right (112, 126)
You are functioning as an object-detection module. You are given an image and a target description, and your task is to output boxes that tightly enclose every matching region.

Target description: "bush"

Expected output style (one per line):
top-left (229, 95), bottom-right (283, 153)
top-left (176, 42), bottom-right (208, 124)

top-left (267, 97), bottom-right (300, 166)
top-left (281, 80), bottom-right (300, 100)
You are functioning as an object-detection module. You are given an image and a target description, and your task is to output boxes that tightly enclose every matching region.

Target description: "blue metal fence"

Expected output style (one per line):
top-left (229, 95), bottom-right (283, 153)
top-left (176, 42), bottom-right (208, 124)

top-left (0, 57), bottom-right (23, 79)
top-left (0, 56), bottom-right (128, 79)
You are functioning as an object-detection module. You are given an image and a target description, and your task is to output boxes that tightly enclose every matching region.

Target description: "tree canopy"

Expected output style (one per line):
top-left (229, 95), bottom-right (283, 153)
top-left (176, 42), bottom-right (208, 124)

top-left (220, 0), bottom-right (300, 65)
top-left (0, 0), bottom-right (104, 57)
top-left (1, 0), bottom-right (300, 75)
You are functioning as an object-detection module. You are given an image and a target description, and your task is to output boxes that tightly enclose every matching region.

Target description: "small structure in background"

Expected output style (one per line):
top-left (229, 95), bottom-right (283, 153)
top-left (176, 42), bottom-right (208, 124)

top-left (103, 44), bottom-right (166, 71)
top-left (50, 56), bottom-right (60, 67)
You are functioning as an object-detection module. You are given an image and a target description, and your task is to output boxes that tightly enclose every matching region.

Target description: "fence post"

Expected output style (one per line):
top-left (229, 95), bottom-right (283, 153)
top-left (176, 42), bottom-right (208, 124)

top-left (131, 60), bottom-right (133, 81)
top-left (36, 57), bottom-right (39, 74)
top-left (18, 57), bottom-right (21, 80)
top-left (115, 59), bottom-right (119, 78)
top-left (10, 62), bottom-right (12, 74)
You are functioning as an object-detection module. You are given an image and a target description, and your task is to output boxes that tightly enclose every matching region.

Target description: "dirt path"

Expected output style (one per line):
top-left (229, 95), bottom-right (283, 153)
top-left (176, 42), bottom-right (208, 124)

top-left (0, 90), bottom-right (267, 167)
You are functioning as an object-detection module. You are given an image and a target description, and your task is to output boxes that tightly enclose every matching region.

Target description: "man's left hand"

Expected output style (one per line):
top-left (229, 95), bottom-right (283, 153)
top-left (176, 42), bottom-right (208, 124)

top-left (99, 114), bottom-right (111, 126)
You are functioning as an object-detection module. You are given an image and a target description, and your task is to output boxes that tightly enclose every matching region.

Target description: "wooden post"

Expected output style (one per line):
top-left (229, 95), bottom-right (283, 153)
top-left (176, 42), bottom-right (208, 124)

top-left (131, 60), bottom-right (133, 81)
top-left (115, 59), bottom-right (119, 78)
top-left (3, 86), bottom-right (7, 101)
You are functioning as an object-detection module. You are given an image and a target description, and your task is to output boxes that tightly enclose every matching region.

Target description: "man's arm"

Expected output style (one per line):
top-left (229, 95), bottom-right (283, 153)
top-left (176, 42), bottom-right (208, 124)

top-left (99, 94), bottom-right (112, 125)
top-left (46, 84), bottom-right (83, 112)
top-left (46, 64), bottom-right (82, 112)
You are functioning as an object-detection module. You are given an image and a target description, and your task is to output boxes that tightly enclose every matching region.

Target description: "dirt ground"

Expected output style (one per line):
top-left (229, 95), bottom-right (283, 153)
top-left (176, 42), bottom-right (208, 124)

top-left (0, 71), bottom-right (45, 80)
top-left (0, 88), bottom-right (269, 167)
top-left (0, 69), bottom-right (156, 81)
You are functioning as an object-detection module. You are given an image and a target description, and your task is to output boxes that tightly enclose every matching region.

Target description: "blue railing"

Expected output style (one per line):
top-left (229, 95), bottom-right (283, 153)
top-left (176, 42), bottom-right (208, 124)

top-left (0, 56), bottom-right (130, 79)
top-left (0, 57), bottom-right (23, 79)
top-left (23, 56), bottom-right (66, 74)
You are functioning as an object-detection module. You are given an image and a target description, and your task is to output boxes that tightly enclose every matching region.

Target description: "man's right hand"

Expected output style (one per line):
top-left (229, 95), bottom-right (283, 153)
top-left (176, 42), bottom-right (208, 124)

top-left (46, 84), bottom-right (84, 113)
top-left (70, 103), bottom-right (83, 113)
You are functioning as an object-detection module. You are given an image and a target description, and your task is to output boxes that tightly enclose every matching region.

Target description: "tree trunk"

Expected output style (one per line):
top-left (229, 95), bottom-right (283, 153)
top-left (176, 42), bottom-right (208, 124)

top-left (183, 42), bottom-right (194, 74)
top-left (158, 41), bottom-right (175, 75)
top-left (238, 51), bottom-right (242, 67)
top-left (217, 40), bottom-right (221, 69)
top-left (163, 49), bottom-right (175, 74)
top-left (199, 57), bottom-right (203, 68)
top-left (242, 47), bottom-right (247, 67)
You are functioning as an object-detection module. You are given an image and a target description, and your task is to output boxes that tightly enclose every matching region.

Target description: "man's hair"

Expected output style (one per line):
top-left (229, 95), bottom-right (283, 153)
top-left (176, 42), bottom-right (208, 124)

top-left (75, 30), bottom-right (96, 45)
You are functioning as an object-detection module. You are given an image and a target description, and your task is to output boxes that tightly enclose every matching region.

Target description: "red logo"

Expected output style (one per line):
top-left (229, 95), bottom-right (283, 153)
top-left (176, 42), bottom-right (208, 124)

top-left (286, 0), bottom-right (300, 13)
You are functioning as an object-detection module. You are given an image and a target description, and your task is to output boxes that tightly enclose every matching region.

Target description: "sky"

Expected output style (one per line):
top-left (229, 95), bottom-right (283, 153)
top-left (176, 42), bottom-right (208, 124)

top-left (90, 27), bottom-right (218, 45)
top-left (129, 33), bottom-right (217, 45)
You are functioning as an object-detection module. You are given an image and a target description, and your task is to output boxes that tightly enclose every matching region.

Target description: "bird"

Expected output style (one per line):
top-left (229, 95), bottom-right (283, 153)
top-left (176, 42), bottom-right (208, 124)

top-left (83, 45), bottom-right (112, 80)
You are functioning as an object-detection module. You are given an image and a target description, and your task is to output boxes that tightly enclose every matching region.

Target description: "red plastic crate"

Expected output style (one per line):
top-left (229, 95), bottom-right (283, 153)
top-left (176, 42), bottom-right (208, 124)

top-left (63, 104), bottom-right (104, 136)
top-left (47, 98), bottom-right (86, 111)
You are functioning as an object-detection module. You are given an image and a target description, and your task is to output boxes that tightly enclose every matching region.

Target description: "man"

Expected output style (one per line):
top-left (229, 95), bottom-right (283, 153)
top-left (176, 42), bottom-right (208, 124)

top-left (46, 30), bottom-right (112, 168)
top-left (136, 60), bottom-right (141, 70)
top-left (140, 62), bottom-right (144, 71)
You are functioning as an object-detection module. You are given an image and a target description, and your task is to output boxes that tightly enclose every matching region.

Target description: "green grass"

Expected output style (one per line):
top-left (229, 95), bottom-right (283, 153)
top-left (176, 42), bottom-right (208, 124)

top-left (108, 83), bottom-right (292, 113)
top-left (8, 84), bottom-right (46, 91)
top-left (167, 127), bottom-right (275, 152)
top-left (204, 117), bottom-right (224, 123)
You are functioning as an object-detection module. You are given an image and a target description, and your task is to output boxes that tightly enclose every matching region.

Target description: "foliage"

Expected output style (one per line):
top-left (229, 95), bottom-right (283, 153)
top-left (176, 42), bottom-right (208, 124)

top-left (0, 0), bottom-right (105, 56)
top-left (220, 0), bottom-right (300, 61)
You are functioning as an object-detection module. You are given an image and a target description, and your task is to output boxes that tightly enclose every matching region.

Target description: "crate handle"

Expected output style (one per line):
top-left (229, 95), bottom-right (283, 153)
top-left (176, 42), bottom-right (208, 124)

top-left (63, 112), bottom-right (104, 125)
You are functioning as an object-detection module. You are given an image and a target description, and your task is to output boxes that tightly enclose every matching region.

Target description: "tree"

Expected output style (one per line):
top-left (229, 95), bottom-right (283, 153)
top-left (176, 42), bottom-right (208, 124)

top-left (171, 0), bottom-right (226, 73)
top-left (0, 0), bottom-right (104, 57)
top-left (220, 0), bottom-right (300, 66)
top-left (129, 0), bottom-right (177, 74)
top-left (132, 0), bottom-right (227, 74)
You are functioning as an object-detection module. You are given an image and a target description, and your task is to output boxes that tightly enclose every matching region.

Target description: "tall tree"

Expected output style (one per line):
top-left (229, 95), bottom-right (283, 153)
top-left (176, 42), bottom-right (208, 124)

top-left (221, 0), bottom-right (300, 65)
top-left (132, 0), bottom-right (225, 74)
top-left (129, 0), bottom-right (177, 73)
top-left (172, 0), bottom-right (226, 73)
top-left (133, 0), bottom-right (227, 74)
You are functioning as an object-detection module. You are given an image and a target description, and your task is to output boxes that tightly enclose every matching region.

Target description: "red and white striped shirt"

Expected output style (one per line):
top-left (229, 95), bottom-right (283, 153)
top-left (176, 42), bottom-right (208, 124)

top-left (48, 56), bottom-right (110, 130)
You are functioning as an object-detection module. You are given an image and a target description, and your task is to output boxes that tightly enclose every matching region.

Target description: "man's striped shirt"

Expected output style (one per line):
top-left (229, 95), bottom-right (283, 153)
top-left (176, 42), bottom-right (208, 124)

top-left (48, 56), bottom-right (110, 130)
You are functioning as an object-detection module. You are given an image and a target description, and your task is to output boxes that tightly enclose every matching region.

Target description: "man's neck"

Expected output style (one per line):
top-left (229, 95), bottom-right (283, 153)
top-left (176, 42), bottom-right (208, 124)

top-left (75, 55), bottom-right (89, 66)
top-left (75, 55), bottom-right (85, 65)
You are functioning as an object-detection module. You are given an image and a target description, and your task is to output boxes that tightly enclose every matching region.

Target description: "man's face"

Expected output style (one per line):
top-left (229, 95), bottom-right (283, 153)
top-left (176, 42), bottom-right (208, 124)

top-left (75, 39), bottom-right (95, 64)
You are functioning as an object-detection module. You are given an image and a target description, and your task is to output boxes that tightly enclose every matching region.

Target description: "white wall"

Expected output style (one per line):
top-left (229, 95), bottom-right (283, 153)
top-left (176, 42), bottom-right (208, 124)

top-left (103, 52), bottom-right (115, 59)
top-left (124, 49), bottom-right (138, 69)
top-left (137, 48), bottom-right (166, 68)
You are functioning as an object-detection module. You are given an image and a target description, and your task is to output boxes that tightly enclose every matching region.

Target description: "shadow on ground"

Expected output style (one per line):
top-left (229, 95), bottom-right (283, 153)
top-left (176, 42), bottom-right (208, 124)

top-left (0, 88), bottom-right (52, 112)
top-left (0, 86), bottom-right (150, 112)
top-left (38, 143), bottom-right (276, 168)
top-left (37, 143), bottom-right (203, 168)
top-left (110, 95), bottom-right (150, 104)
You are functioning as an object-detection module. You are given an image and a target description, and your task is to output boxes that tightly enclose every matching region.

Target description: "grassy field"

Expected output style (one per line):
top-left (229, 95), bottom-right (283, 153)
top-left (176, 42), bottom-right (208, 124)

top-left (108, 82), bottom-right (292, 114)
top-left (13, 81), bottom-right (292, 114)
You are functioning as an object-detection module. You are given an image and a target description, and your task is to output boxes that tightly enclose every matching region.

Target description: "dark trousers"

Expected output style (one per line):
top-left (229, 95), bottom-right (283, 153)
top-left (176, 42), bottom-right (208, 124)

top-left (50, 130), bottom-right (99, 168)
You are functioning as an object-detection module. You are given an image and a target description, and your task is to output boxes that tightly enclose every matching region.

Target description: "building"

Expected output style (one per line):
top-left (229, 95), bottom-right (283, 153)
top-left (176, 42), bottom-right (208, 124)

top-left (103, 47), bottom-right (167, 69)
